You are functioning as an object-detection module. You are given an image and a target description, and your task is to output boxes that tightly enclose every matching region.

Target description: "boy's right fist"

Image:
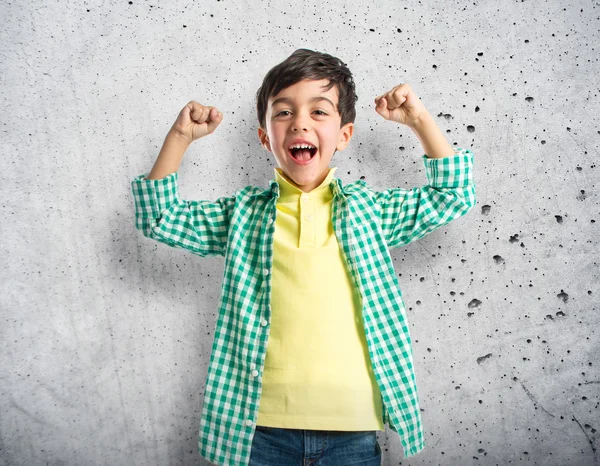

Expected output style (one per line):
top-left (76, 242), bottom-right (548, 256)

top-left (170, 101), bottom-right (223, 144)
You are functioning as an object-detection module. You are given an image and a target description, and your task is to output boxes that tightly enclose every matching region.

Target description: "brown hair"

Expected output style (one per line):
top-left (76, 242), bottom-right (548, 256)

top-left (255, 48), bottom-right (358, 130)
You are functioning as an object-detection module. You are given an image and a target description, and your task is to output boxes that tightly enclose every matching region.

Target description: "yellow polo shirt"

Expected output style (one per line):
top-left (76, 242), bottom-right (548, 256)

top-left (255, 166), bottom-right (385, 431)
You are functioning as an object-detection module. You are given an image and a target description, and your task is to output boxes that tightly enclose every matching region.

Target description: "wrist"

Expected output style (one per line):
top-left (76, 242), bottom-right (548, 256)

top-left (408, 111), bottom-right (455, 159)
top-left (408, 111), bottom-right (432, 133)
top-left (167, 128), bottom-right (192, 148)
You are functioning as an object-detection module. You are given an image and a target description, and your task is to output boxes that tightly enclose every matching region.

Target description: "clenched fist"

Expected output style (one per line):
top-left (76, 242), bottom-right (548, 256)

top-left (374, 83), bottom-right (428, 128)
top-left (170, 101), bottom-right (224, 144)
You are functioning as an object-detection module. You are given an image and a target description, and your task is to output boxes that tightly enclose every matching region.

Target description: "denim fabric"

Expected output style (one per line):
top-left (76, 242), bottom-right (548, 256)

top-left (249, 426), bottom-right (382, 466)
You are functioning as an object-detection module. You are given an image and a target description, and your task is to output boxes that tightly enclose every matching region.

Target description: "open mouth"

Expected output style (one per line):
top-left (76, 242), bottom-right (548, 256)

top-left (289, 146), bottom-right (317, 161)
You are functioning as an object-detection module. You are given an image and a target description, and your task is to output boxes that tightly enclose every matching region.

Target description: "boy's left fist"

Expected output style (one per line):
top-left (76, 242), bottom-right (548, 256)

top-left (374, 83), bottom-right (428, 127)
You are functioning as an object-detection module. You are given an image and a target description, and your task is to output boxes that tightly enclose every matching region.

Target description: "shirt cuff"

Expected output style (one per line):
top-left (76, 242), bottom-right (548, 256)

top-left (131, 171), bottom-right (180, 219)
top-left (403, 439), bottom-right (426, 458)
top-left (422, 147), bottom-right (474, 188)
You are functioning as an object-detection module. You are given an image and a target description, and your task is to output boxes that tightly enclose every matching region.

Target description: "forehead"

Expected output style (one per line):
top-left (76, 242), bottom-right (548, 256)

top-left (268, 79), bottom-right (338, 107)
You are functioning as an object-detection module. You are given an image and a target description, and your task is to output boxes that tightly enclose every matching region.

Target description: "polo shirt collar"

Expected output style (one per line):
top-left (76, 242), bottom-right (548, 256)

top-left (273, 167), bottom-right (338, 202)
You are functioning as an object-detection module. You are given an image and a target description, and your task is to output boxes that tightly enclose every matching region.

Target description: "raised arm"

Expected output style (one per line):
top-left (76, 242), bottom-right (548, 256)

top-left (374, 148), bottom-right (476, 249)
top-left (146, 101), bottom-right (223, 179)
top-left (131, 101), bottom-right (234, 257)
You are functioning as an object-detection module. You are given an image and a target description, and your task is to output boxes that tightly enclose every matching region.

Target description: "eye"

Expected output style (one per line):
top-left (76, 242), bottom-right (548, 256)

top-left (274, 109), bottom-right (328, 117)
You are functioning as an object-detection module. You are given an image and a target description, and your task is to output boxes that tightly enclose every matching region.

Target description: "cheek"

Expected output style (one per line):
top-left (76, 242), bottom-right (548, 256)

top-left (320, 126), bottom-right (340, 145)
top-left (270, 125), bottom-right (286, 141)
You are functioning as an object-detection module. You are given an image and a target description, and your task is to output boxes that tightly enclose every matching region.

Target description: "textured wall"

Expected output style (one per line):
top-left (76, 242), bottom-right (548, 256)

top-left (2, 0), bottom-right (598, 465)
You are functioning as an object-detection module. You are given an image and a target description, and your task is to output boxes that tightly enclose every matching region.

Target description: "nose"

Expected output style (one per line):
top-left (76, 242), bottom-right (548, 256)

top-left (291, 111), bottom-right (310, 132)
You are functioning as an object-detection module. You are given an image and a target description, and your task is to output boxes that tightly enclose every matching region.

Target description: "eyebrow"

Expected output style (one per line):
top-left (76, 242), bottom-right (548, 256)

top-left (270, 96), bottom-right (336, 109)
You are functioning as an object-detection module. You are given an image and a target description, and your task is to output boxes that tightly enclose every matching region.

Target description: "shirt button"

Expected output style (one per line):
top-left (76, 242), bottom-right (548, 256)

top-left (261, 318), bottom-right (268, 326)
top-left (252, 370), bottom-right (259, 377)
top-left (245, 419), bottom-right (253, 427)
top-left (264, 268), bottom-right (269, 275)
top-left (303, 195), bottom-right (310, 200)
top-left (304, 214), bottom-right (313, 221)
top-left (267, 218), bottom-right (273, 224)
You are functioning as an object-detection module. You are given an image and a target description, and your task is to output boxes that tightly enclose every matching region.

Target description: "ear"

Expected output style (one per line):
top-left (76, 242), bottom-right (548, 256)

top-left (336, 122), bottom-right (354, 152)
top-left (258, 127), bottom-right (272, 152)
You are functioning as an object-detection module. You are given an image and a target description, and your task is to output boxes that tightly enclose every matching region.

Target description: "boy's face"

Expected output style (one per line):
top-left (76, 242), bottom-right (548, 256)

top-left (258, 78), bottom-right (354, 193)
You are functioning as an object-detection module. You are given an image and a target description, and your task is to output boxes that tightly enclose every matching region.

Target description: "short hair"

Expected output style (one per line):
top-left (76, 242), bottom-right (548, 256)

top-left (255, 48), bottom-right (358, 130)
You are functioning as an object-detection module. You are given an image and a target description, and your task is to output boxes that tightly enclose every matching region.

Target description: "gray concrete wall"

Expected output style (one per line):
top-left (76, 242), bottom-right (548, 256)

top-left (1, 0), bottom-right (598, 465)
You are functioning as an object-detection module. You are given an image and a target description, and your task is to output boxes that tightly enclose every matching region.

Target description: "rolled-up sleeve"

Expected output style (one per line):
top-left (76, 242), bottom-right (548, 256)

top-left (374, 148), bottom-right (476, 249)
top-left (131, 172), bottom-right (235, 257)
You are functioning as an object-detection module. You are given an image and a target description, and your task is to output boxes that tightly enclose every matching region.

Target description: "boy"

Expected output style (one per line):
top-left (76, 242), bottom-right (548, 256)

top-left (131, 49), bottom-right (476, 466)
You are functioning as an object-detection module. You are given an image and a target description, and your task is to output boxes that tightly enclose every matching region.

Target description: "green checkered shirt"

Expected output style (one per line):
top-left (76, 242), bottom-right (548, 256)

top-left (131, 148), bottom-right (476, 465)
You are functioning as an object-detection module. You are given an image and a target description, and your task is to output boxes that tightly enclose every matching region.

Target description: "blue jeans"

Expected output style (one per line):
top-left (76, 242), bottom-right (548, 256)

top-left (249, 426), bottom-right (382, 466)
